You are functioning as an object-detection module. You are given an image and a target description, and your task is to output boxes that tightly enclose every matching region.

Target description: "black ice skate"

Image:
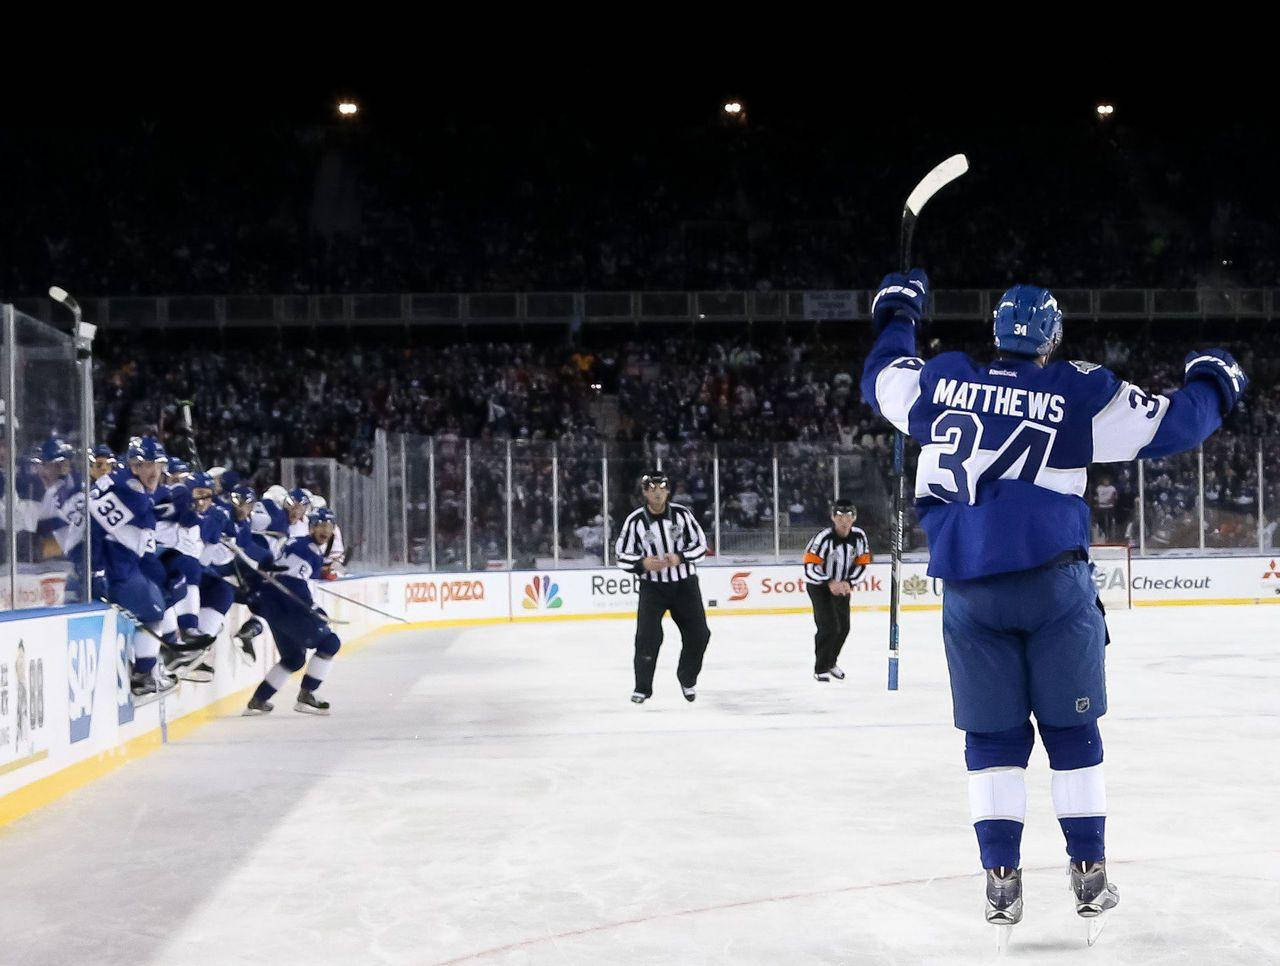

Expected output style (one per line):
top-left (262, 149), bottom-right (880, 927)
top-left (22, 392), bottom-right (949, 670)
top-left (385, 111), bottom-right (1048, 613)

top-left (827, 666), bottom-right (846, 680)
top-left (631, 691), bottom-right (649, 704)
top-left (243, 695), bottom-right (273, 716)
top-left (814, 671), bottom-right (830, 682)
top-left (164, 638), bottom-right (213, 673)
top-left (234, 618), bottom-right (263, 663)
top-left (681, 686), bottom-right (696, 703)
top-left (984, 866), bottom-right (1023, 925)
top-left (179, 661), bottom-right (215, 684)
top-left (180, 628), bottom-right (216, 649)
top-left (130, 669), bottom-right (179, 706)
top-left (295, 689), bottom-right (331, 715)
top-left (985, 865), bottom-right (1023, 952)
top-left (1070, 859), bottom-right (1118, 946)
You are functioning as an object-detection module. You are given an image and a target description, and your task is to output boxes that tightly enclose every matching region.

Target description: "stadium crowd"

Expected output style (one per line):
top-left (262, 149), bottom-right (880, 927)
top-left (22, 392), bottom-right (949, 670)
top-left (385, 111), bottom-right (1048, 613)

top-left (3, 113), bottom-right (1278, 299)
top-left (82, 319), bottom-right (1279, 570)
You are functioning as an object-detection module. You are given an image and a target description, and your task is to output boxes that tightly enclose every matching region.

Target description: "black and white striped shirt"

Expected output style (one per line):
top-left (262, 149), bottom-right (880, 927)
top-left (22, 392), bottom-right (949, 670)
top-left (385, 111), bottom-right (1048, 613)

top-left (802, 526), bottom-right (871, 585)
top-left (615, 502), bottom-right (709, 583)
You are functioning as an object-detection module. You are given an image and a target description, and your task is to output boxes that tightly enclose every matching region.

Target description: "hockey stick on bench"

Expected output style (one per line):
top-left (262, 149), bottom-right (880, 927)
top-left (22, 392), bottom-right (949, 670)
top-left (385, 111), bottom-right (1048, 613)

top-left (312, 583), bottom-right (408, 624)
top-left (888, 154), bottom-right (969, 692)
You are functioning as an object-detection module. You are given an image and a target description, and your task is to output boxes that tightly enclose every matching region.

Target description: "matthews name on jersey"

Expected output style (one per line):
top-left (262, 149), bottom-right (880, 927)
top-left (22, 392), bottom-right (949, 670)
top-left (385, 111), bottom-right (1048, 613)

top-left (861, 317), bottom-right (1227, 580)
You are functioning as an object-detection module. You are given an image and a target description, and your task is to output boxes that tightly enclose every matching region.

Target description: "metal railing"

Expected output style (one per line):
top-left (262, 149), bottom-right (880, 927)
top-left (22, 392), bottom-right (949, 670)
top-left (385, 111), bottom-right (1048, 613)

top-left (284, 434), bottom-right (1279, 573)
top-left (7, 289), bottom-right (1279, 329)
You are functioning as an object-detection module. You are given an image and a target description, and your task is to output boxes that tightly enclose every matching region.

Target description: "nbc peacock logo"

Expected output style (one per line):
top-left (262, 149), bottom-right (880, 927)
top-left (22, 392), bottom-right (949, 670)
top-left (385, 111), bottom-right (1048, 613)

top-left (522, 575), bottom-right (564, 610)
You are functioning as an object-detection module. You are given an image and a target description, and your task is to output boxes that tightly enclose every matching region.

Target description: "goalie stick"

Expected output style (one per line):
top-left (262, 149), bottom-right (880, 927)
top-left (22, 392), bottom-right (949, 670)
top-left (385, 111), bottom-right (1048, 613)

top-left (887, 154), bottom-right (968, 692)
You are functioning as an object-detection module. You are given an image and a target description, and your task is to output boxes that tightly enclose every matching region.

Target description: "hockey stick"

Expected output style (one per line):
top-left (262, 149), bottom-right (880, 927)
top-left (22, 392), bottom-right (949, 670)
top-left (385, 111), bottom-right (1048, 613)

top-left (312, 583), bottom-right (408, 623)
top-left (888, 154), bottom-right (969, 692)
top-left (219, 537), bottom-right (350, 626)
top-left (97, 596), bottom-right (170, 647)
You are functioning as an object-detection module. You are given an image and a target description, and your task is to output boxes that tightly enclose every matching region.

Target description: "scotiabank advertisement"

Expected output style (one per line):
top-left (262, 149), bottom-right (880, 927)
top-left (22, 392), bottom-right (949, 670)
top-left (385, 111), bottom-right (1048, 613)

top-left (505, 562), bottom-right (944, 617)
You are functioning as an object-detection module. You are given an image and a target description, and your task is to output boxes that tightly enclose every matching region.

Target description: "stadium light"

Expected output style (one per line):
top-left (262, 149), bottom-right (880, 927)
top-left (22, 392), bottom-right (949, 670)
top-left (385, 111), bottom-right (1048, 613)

top-left (338, 101), bottom-right (359, 117)
top-left (1096, 103), bottom-right (1114, 119)
top-left (723, 101), bottom-right (743, 115)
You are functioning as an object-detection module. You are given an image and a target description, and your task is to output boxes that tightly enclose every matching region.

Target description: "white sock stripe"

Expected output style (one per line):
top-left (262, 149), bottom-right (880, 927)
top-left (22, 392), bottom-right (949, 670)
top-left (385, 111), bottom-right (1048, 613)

top-left (197, 608), bottom-right (224, 637)
top-left (971, 813), bottom-right (1026, 824)
top-left (305, 655), bottom-right (333, 682)
top-left (1050, 763), bottom-right (1107, 818)
top-left (266, 663), bottom-right (292, 690)
top-left (968, 766), bottom-right (1027, 824)
top-left (133, 632), bottom-right (159, 660)
top-left (158, 609), bottom-right (178, 635)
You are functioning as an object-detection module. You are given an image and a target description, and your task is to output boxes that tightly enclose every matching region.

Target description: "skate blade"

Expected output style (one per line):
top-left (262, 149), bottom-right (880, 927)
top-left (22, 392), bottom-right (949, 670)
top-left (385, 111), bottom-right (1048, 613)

top-left (179, 669), bottom-right (214, 683)
top-left (130, 685), bottom-right (178, 708)
top-left (294, 701), bottom-right (330, 716)
top-left (242, 705), bottom-right (272, 716)
top-left (993, 923), bottom-right (1014, 954)
top-left (1085, 911), bottom-right (1109, 946)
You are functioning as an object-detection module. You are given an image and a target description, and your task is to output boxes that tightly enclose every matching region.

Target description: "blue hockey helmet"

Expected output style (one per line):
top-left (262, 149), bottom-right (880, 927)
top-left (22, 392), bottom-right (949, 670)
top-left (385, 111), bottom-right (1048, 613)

top-left (92, 442), bottom-right (116, 460)
top-left (189, 471), bottom-right (216, 493)
top-left (307, 506), bottom-right (337, 527)
top-left (36, 435), bottom-right (74, 463)
top-left (285, 487), bottom-right (311, 509)
top-left (127, 435), bottom-right (168, 465)
top-left (167, 458), bottom-right (190, 475)
top-left (992, 285), bottom-right (1063, 358)
top-left (229, 483), bottom-right (258, 507)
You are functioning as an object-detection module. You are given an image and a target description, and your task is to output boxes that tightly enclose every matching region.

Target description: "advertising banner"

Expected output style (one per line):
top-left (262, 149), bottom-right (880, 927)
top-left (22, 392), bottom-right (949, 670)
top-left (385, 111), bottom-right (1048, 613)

top-left (397, 572), bottom-right (509, 621)
top-left (0, 623), bottom-right (52, 779)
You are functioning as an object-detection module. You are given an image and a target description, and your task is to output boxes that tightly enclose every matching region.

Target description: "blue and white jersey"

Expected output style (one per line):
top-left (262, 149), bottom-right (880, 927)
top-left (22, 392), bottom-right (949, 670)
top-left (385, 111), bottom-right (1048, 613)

top-left (861, 321), bottom-right (1225, 579)
top-left (275, 537), bottom-right (325, 606)
top-left (89, 467), bottom-right (159, 560)
top-left (154, 483), bottom-right (203, 557)
top-left (251, 499), bottom-right (289, 558)
top-left (36, 474), bottom-right (86, 555)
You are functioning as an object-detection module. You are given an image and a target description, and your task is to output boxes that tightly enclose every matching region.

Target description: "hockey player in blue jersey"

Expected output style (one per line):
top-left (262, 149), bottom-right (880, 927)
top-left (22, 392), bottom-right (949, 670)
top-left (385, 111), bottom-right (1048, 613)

top-left (91, 436), bottom-right (180, 701)
top-left (153, 467), bottom-right (217, 673)
top-left (861, 270), bottom-right (1246, 939)
top-left (242, 507), bottom-right (343, 716)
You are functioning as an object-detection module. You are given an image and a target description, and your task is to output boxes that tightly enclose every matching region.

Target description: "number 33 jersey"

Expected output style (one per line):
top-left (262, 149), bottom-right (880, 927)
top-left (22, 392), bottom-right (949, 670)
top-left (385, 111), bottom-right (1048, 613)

top-left (860, 320), bottom-right (1224, 580)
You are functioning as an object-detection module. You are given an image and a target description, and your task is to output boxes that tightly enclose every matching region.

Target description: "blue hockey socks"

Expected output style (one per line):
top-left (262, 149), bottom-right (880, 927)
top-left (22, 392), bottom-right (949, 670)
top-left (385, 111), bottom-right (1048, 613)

top-left (965, 722), bottom-right (1034, 869)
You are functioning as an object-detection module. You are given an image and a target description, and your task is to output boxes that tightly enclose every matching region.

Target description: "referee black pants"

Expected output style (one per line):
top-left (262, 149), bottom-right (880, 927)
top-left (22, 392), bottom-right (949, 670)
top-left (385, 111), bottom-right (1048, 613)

top-left (807, 583), bottom-right (851, 674)
top-left (633, 576), bottom-right (710, 695)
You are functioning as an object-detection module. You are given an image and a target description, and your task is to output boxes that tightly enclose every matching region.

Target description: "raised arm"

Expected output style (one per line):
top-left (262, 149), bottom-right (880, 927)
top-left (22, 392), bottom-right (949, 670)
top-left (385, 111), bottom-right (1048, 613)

top-left (1092, 349), bottom-right (1247, 462)
top-left (860, 271), bottom-right (929, 434)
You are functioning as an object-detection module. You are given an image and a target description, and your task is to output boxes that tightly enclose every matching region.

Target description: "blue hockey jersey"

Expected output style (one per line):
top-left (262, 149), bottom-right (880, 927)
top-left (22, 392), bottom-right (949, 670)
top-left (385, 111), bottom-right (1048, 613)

top-left (861, 321), bottom-right (1224, 579)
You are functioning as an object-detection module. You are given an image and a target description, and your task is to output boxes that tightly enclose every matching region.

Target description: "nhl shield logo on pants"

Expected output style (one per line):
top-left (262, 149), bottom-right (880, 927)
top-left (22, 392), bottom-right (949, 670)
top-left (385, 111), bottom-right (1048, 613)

top-left (1076, 696), bottom-right (1091, 713)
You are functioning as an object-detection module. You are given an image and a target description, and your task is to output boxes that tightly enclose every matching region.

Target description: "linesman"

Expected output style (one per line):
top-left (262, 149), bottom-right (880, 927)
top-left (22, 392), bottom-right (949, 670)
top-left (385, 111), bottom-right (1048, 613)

top-left (614, 470), bottom-right (711, 704)
top-left (801, 497), bottom-right (871, 682)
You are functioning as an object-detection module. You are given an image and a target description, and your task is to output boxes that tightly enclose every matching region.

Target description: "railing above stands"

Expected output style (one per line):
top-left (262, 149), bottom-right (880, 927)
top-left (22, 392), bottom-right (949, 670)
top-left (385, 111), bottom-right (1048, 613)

top-left (5, 289), bottom-right (1278, 329)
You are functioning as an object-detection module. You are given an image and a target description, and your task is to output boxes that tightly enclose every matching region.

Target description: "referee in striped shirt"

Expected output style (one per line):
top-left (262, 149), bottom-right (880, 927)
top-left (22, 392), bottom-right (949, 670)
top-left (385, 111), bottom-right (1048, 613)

top-left (802, 497), bottom-right (871, 682)
top-left (615, 470), bottom-right (711, 704)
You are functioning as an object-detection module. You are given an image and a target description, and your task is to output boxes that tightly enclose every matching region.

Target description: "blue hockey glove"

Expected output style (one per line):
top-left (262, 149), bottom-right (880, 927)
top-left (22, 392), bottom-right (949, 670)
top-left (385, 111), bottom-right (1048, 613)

top-left (1184, 348), bottom-right (1247, 415)
top-left (871, 269), bottom-right (929, 333)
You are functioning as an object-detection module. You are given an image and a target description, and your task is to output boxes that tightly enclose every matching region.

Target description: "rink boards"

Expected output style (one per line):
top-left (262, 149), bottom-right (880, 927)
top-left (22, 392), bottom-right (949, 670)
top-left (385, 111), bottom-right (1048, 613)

top-left (0, 554), bottom-right (1276, 828)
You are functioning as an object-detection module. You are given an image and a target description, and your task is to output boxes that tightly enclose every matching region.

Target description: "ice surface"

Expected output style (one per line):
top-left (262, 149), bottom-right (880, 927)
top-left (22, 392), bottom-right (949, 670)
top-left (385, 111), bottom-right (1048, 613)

top-left (0, 605), bottom-right (1277, 965)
